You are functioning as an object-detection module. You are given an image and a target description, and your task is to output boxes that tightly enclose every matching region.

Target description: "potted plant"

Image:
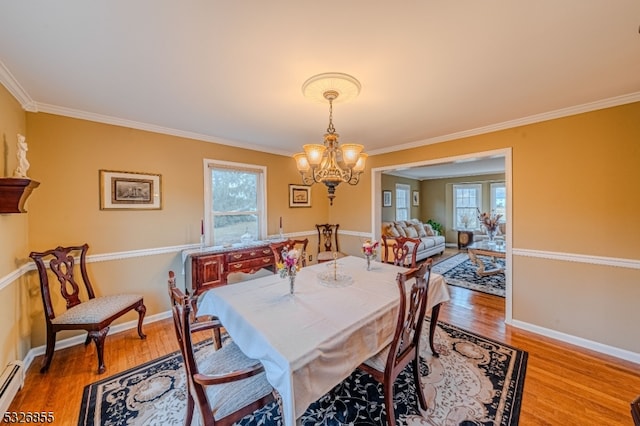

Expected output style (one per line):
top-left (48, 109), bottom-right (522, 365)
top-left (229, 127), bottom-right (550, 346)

top-left (426, 219), bottom-right (443, 236)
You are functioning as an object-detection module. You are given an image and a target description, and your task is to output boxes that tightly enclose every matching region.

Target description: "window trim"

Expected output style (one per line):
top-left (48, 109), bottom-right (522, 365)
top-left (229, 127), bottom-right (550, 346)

top-left (452, 183), bottom-right (482, 230)
top-left (395, 183), bottom-right (411, 221)
top-left (203, 159), bottom-right (268, 246)
top-left (490, 182), bottom-right (506, 223)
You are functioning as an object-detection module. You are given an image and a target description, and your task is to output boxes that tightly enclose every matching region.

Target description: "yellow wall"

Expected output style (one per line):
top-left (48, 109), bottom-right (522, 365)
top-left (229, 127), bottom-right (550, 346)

top-left (1, 90), bottom-right (639, 364)
top-left (0, 84), bottom-right (31, 367)
top-left (368, 103), bottom-right (640, 353)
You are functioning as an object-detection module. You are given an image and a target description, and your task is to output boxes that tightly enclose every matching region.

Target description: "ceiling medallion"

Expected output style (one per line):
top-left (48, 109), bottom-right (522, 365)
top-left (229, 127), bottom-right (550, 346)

top-left (293, 73), bottom-right (367, 206)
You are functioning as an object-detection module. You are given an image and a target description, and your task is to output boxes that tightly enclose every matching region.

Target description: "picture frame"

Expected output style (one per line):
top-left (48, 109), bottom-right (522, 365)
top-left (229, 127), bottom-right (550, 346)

top-left (412, 190), bottom-right (419, 206)
top-left (289, 184), bottom-right (311, 208)
top-left (383, 190), bottom-right (392, 207)
top-left (99, 170), bottom-right (162, 210)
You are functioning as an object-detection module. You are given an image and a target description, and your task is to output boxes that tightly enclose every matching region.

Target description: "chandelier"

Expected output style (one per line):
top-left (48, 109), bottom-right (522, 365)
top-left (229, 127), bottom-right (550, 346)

top-left (293, 73), bottom-right (367, 205)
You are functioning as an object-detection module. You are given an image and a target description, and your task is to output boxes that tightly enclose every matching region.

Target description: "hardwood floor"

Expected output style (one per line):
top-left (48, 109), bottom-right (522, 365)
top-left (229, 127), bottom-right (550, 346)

top-left (9, 265), bottom-right (640, 425)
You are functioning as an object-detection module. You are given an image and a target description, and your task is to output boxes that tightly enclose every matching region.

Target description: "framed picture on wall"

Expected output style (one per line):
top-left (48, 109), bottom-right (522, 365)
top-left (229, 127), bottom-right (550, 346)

top-left (99, 170), bottom-right (162, 210)
top-left (412, 190), bottom-right (419, 206)
top-left (383, 190), bottom-right (392, 207)
top-left (289, 184), bottom-right (311, 207)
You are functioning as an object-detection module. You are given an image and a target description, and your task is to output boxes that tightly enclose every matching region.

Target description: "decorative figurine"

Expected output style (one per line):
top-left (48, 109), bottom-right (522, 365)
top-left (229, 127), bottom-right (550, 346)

top-left (13, 134), bottom-right (30, 178)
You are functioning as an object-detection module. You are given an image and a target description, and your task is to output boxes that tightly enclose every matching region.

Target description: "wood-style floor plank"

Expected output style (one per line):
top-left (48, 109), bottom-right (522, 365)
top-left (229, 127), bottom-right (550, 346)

top-left (8, 257), bottom-right (640, 425)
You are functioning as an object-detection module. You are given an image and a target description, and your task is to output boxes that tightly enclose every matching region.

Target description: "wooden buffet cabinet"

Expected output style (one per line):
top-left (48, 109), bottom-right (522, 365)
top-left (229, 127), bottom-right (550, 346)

top-left (187, 242), bottom-right (275, 296)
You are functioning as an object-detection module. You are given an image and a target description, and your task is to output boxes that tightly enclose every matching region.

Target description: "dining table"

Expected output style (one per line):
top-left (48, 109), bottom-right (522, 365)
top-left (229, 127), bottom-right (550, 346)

top-left (197, 255), bottom-right (450, 425)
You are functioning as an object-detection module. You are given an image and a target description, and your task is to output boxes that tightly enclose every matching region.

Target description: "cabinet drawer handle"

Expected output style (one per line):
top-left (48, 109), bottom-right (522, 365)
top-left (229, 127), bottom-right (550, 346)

top-left (232, 263), bottom-right (244, 269)
top-left (262, 249), bottom-right (271, 255)
top-left (232, 254), bottom-right (243, 259)
top-left (249, 251), bottom-right (257, 256)
top-left (262, 258), bottom-right (270, 263)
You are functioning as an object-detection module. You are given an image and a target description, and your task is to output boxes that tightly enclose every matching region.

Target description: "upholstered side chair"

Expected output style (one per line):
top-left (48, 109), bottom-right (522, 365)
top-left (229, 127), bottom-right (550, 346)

top-left (168, 272), bottom-right (276, 425)
top-left (29, 243), bottom-right (146, 374)
top-left (315, 223), bottom-right (347, 263)
top-left (358, 261), bottom-right (432, 426)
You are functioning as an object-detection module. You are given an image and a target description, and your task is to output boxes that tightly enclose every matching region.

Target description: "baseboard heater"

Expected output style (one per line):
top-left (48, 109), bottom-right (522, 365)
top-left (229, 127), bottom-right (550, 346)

top-left (0, 361), bottom-right (24, 416)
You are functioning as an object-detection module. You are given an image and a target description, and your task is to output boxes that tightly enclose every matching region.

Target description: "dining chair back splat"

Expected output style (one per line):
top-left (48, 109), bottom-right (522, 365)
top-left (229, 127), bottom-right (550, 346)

top-left (29, 243), bottom-right (146, 374)
top-left (316, 223), bottom-right (347, 263)
top-left (358, 259), bottom-right (433, 426)
top-left (269, 238), bottom-right (309, 268)
top-left (168, 271), bottom-right (276, 426)
top-left (385, 236), bottom-right (421, 268)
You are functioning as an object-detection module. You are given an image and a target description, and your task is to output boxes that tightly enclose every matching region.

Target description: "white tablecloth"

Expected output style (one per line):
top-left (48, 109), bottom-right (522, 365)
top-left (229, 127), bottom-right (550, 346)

top-left (197, 256), bottom-right (449, 425)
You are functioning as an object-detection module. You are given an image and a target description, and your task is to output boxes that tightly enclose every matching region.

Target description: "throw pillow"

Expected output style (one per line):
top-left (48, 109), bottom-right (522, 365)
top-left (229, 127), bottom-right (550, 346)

top-left (395, 223), bottom-right (408, 237)
top-left (405, 226), bottom-right (419, 238)
top-left (412, 223), bottom-right (427, 238)
top-left (424, 223), bottom-right (435, 236)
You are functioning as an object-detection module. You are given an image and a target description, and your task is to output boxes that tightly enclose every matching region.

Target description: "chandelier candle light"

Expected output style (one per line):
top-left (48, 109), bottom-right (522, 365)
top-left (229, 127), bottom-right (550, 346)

top-left (294, 73), bottom-right (367, 205)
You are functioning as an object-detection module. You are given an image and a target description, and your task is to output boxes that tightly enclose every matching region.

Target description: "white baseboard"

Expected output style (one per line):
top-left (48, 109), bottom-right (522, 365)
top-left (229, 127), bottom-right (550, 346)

top-left (21, 310), bottom-right (172, 373)
top-left (511, 319), bottom-right (640, 364)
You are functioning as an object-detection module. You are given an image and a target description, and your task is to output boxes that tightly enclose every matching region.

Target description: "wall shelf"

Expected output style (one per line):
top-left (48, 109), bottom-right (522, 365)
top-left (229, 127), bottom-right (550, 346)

top-left (0, 178), bottom-right (40, 213)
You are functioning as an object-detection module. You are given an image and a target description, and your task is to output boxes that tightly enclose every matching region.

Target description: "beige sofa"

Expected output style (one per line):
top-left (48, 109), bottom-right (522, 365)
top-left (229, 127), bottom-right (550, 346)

top-left (381, 219), bottom-right (445, 263)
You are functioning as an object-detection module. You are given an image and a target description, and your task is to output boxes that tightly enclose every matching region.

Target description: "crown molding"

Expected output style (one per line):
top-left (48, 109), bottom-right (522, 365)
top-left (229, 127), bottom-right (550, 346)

top-left (34, 103), bottom-right (293, 157)
top-left (368, 91), bottom-right (640, 156)
top-left (0, 61), bottom-right (37, 112)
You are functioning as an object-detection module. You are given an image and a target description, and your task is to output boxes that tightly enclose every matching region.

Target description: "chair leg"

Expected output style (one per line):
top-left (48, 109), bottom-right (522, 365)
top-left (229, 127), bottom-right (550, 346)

top-left (429, 304), bottom-right (441, 357)
top-left (84, 333), bottom-right (91, 346)
top-left (135, 302), bottom-right (147, 339)
top-left (213, 327), bottom-right (222, 350)
top-left (184, 393), bottom-right (194, 426)
top-left (40, 329), bottom-right (56, 373)
top-left (383, 380), bottom-right (396, 426)
top-left (89, 327), bottom-right (110, 374)
top-left (413, 357), bottom-right (427, 410)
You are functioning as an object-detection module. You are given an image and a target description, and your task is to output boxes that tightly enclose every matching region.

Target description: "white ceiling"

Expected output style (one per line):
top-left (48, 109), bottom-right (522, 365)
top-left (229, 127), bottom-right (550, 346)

top-left (1, 1), bottom-right (639, 167)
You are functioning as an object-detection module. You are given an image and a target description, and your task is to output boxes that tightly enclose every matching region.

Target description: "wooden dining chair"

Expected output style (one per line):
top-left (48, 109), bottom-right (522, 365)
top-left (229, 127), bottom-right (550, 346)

top-left (316, 223), bottom-right (347, 263)
top-left (269, 238), bottom-right (309, 268)
top-left (358, 260), bottom-right (432, 426)
top-left (169, 279), bottom-right (276, 426)
top-left (169, 270), bottom-right (222, 350)
top-left (387, 236), bottom-right (421, 268)
top-left (29, 243), bottom-right (146, 374)
top-left (632, 395), bottom-right (640, 426)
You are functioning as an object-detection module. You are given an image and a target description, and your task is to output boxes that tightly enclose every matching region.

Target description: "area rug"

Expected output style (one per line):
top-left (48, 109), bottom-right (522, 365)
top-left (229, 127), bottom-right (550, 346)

top-left (432, 253), bottom-right (506, 297)
top-left (78, 320), bottom-right (527, 426)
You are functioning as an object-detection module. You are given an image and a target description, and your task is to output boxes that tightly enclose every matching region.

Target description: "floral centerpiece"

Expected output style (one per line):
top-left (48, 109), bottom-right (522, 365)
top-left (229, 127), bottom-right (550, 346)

top-left (361, 239), bottom-right (379, 270)
top-left (477, 208), bottom-right (503, 241)
top-left (277, 247), bottom-right (300, 294)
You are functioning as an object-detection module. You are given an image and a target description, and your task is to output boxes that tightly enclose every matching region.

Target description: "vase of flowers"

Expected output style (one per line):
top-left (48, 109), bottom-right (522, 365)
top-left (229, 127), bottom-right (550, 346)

top-left (362, 239), bottom-right (379, 271)
top-left (477, 208), bottom-right (502, 242)
top-left (277, 247), bottom-right (300, 295)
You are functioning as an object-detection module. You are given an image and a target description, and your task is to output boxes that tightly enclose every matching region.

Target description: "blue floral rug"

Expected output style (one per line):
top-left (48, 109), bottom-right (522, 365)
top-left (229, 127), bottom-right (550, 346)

top-left (78, 320), bottom-right (526, 425)
top-left (432, 253), bottom-right (506, 297)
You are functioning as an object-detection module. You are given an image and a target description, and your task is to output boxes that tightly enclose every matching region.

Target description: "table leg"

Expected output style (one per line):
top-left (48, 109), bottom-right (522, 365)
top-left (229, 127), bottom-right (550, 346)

top-left (429, 303), bottom-right (441, 357)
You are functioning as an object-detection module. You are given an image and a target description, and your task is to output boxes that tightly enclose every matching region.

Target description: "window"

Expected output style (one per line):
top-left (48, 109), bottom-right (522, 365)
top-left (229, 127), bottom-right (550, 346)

top-left (453, 184), bottom-right (482, 229)
top-left (395, 184), bottom-right (410, 221)
top-left (204, 160), bottom-right (267, 245)
top-left (491, 182), bottom-right (506, 222)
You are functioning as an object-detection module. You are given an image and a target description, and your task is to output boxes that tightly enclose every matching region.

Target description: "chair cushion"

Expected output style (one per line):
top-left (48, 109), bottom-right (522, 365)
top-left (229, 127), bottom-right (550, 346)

top-left (363, 343), bottom-right (390, 373)
top-left (317, 251), bottom-right (346, 262)
top-left (52, 294), bottom-right (142, 324)
top-left (196, 341), bottom-right (273, 420)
